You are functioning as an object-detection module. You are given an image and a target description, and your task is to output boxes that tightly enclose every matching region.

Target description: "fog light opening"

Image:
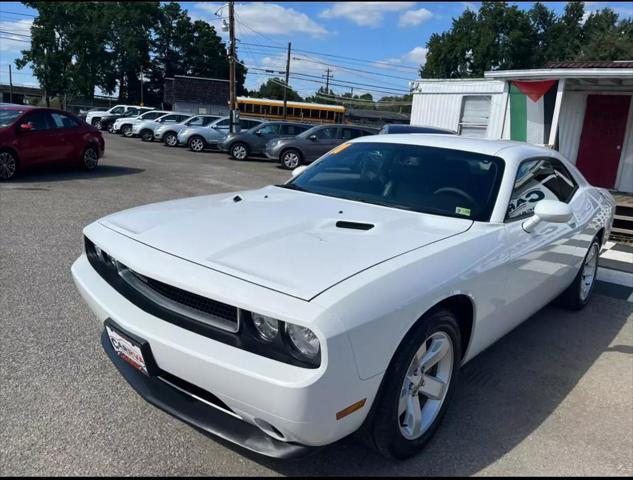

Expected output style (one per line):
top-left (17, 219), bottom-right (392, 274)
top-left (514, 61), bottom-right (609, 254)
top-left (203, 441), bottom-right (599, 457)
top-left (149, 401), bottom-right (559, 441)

top-left (253, 418), bottom-right (286, 441)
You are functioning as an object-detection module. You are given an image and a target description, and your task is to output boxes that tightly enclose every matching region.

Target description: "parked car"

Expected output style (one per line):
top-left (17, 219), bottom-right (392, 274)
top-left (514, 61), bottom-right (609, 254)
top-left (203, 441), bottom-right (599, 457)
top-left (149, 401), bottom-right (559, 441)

top-left (78, 106), bottom-right (108, 120)
top-left (178, 116), bottom-right (264, 152)
top-left (85, 104), bottom-right (143, 130)
top-left (113, 110), bottom-right (170, 137)
top-left (379, 124), bottom-right (457, 135)
top-left (135, 112), bottom-right (192, 142)
top-left (219, 121), bottom-right (312, 160)
top-left (265, 124), bottom-right (378, 169)
top-left (0, 105), bottom-right (104, 180)
top-left (154, 115), bottom-right (221, 146)
top-left (101, 107), bottom-right (154, 133)
top-left (71, 134), bottom-right (614, 459)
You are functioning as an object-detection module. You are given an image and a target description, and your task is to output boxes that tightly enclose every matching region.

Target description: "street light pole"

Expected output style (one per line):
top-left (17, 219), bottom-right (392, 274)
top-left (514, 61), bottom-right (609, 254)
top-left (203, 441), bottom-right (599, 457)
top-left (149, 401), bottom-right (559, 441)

top-left (228, 1), bottom-right (237, 133)
top-left (8, 64), bottom-right (13, 104)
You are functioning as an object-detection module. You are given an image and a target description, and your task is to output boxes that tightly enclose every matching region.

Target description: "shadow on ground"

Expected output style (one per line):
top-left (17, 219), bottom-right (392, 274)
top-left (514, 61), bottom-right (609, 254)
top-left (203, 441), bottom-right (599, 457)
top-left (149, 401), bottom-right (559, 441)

top-left (4, 165), bottom-right (145, 184)
top-left (209, 296), bottom-right (632, 475)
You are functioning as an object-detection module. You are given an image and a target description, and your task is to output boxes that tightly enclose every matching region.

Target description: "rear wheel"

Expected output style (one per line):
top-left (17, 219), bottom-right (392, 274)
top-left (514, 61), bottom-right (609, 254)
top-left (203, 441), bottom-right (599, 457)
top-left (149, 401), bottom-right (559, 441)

top-left (0, 150), bottom-right (18, 180)
top-left (280, 149), bottom-right (302, 170)
top-left (82, 146), bottom-right (99, 171)
top-left (555, 237), bottom-right (600, 310)
top-left (188, 136), bottom-right (206, 152)
top-left (164, 132), bottom-right (178, 147)
top-left (365, 309), bottom-right (461, 459)
top-left (107, 123), bottom-right (114, 134)
top-left (140, 129), bottom-right (153, 142)
top-left (230, 142), bottom-right (249, 160)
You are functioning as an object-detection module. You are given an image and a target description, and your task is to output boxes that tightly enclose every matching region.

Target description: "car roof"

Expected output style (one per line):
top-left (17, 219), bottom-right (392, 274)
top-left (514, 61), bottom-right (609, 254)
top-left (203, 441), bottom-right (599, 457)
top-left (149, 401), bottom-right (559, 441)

top-left (349, 134), bottom-right (560, 167)
top-left (0, 104), bottom-right (36, 111)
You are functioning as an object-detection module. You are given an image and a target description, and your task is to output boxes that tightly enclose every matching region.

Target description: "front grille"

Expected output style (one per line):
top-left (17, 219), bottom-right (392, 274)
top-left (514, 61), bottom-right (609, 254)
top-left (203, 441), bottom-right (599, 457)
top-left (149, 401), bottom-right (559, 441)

top-left (133, 272), bottom-right (238, 326)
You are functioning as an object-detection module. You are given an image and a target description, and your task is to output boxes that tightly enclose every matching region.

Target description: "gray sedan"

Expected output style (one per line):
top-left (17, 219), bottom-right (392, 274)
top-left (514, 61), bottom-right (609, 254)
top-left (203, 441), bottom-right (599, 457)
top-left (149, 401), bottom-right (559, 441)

top-left (178, 117), bottom-right (264, 152)
top-left (265, 124), bottom-right (378, 169)
top-left (155, 115), bottom-right (221, 146)
top-left (219, 121), bottom-right (312, 160)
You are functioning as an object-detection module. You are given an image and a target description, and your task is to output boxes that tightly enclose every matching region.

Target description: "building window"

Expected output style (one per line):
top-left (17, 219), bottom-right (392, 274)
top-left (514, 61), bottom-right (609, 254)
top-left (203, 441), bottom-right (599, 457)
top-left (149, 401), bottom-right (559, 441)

top-left (459, 95), bottom-right (491, 138)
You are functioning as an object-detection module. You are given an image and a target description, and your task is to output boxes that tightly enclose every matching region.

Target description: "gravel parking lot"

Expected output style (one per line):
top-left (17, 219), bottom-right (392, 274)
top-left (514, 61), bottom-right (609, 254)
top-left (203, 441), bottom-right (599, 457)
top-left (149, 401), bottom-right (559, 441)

top-left (1, 134), bottom-right (632, 476)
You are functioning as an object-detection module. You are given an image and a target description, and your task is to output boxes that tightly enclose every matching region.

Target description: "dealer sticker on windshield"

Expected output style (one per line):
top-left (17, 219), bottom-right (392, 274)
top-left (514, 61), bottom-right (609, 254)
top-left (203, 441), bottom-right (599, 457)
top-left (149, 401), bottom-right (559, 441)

top-left (455, 207), bottom-right (471, 217)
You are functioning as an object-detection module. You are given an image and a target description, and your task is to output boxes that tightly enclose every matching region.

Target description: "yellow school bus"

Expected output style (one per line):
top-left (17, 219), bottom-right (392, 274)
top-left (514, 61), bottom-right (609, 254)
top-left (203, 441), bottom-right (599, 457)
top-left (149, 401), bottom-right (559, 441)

top-left (237, 97), bottom-right (345, 124)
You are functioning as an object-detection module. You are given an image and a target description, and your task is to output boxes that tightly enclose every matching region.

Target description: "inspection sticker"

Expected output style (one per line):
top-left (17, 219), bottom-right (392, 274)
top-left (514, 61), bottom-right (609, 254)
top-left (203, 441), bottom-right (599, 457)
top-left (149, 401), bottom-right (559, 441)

top-left (455, 207), bottom-right (471, 217)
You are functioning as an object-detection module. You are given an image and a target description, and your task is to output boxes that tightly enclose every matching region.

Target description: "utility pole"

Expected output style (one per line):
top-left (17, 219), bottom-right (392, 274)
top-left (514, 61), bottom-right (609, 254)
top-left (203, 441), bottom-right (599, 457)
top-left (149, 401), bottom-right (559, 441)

top-left (140, 67), bottom-right (144, 106)
top-left (322, 68), bottom-right (333, 92)
top-left (8, 64), bottom-right (13, 104)
top-left (228, 1), bottom-right (237, 133)
top-left (282, 41), bottom-right (291, 120)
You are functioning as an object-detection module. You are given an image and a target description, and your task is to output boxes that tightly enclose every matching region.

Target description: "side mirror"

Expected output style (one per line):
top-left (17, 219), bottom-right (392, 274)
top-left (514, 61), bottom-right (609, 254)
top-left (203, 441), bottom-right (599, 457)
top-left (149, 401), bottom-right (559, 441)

top-left (291, 165), bottom-right (308, 177)
top-left (522, 199), bottom-right (573, 233)
top-left (254, 131), bottom-right (262, 136)
top-left (19, 123), bottom-right (33, 131)
top-left (309, 134), bottom-right (317, 142)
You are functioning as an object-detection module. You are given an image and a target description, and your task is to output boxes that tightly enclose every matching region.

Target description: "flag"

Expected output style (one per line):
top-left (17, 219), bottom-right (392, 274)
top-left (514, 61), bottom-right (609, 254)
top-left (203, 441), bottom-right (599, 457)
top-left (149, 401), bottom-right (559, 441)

top-left (510, 80), bottom-right (556, 144)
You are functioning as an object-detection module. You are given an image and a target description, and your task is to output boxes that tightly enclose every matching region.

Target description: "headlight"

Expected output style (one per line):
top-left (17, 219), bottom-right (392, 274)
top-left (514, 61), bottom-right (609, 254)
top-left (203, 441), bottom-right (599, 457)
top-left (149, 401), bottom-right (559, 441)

top-left (286, 324), bottom-right (320, 359)
top-left (251, 313), bottom-right (279, 341)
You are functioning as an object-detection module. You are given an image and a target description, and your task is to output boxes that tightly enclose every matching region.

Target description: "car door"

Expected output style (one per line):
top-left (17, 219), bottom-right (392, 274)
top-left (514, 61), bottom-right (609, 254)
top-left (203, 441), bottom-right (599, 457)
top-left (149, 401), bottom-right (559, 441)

top-left (13, 110), bottom-right (59, 166)
top-left (49, 111), bottom-right (83, 162)
top-left (305, 126), bottom-right (339, 161)
top-left (502, 157), bottom-right (587, 327)
top-left (250, 123), bottom-right (280, 152)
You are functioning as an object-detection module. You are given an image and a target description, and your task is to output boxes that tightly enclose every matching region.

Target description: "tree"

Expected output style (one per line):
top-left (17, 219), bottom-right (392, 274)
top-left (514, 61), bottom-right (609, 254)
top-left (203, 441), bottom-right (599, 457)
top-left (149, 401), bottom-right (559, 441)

top-left (580, 9), bottom-right (633, 60)
top-left (305, 86), bottom-right (336, 104)
top-left (251, 78), bottom-right (302, 101)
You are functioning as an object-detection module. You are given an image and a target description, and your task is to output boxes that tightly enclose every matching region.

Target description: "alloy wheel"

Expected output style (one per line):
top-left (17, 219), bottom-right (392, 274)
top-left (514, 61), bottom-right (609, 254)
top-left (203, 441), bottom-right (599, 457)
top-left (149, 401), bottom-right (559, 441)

top-left (83, 148), bottom-right (98, 170)
top-left (190, 138), bottom-right (205, 152)
top-left (232, 144), bottom-right (247, 160)
top-left (398, 331), bottom-right (453, 440)
top-left (282, 151), bottom-right (300, 169)
top-left (580, 242), bottom-right (599, 302)
top-left (0, 151), bottom-right (17, 180)
top-left (165, 134), bottom-right (178, 146)
top-left (122, 125), bottom-right (132, 137)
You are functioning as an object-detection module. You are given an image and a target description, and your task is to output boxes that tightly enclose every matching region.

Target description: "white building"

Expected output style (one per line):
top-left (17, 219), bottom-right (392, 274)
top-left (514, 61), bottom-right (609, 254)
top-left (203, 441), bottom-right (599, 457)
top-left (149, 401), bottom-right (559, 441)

top-left (410, 61), bottom-right (633, 193)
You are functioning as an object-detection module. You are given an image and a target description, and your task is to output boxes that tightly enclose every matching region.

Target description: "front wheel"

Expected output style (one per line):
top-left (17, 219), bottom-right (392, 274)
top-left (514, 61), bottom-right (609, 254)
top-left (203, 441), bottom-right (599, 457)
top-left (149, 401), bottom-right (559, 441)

top-left (0, 150), bottom-right (18, 180)
top-left (164, 132), bottom-right (178, 147)
top-left (555, 237), bottom-right (600, 310)
top-left (280, 149), bottom-right (302, 170)
top-left (140, 129), bottom-right (153, 142)
top-left (188, 136), bottom-right (206, 152)
top-left (365, 309), bottom-right (461, 459)
top-left (82, 146), bottom-right (99, 171)
top-left (121, 125), bottom-right (133, 137)
top-left (93, 118), bottom-right (102, 130)
top-left (230, 142), bottom-right (249, 160)
top-left (107, 123), bottom-right (114, 134)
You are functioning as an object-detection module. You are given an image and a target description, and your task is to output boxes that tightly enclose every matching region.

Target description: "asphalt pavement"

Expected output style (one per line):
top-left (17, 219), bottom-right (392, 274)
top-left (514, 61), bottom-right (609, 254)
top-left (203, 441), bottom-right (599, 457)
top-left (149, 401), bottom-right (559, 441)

top-left (0, 134), bottom-right (631, 476)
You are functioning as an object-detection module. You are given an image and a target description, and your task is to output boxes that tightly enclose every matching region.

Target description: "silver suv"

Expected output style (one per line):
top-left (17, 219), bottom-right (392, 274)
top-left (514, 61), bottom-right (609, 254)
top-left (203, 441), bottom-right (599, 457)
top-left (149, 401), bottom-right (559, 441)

top-left (178, 116), bottom-right (264, 152)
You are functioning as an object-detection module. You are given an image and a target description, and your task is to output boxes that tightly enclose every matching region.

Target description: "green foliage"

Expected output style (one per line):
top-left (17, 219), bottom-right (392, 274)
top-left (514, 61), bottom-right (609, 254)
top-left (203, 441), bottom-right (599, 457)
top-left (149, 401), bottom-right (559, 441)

top-left (422, 1), bottom-right (633, 78)
top-left (15, 1), bottom-right (245, 105)
top-left (250, 78), bottom-right (302, 101)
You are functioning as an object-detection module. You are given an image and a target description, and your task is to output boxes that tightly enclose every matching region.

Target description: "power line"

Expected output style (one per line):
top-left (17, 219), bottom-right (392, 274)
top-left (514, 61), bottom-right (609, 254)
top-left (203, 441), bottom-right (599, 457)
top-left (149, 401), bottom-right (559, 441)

top-left (0, 29), bottom-right (31, 38)
top-left (292, 56), bottom-right (414, 82)
top-left (0, 35), bottom-right (30, 43)
top-left (0, 10), bottom-right (36, 18)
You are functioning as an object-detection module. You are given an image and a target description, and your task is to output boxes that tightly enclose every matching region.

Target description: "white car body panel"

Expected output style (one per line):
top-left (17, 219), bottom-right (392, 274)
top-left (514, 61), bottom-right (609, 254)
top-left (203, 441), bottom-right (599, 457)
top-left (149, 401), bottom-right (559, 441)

top-left (71, 134), bottom-right (615, 449)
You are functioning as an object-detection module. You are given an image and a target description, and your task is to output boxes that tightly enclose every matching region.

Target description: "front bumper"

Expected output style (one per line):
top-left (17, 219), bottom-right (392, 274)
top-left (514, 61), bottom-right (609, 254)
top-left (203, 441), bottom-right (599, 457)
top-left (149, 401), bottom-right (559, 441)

top-left (100, 322), bottom-right (314, 459)
top-left (70, 228), bottom-right (379, 452)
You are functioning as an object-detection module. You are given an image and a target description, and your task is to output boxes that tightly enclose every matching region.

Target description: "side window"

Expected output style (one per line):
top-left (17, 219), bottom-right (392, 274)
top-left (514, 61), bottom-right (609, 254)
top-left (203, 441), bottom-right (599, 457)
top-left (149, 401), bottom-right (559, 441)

top-left (127, 108), bottom-right (140, 116)
top-left (50, 112), bottom-right (80, 129)
top-left (186, 116), bottom-right (203, 126)
top-left (143, 112), bottom-right (162, 120)
top-left (281, 124), bottom-right (303, 135)
top-left (215, 119), bottom-right (230, 128)
top-left (201, 117), bottom-right (216, 126)
top-left (506, 158), bottom-right (578, 221)
top-left (241, 119), bottom-right (261, 129)
top-left (22, 111), bottom-right (52, 131)
top-left (341, 128), bottom-right (363, 140)
top-left (111, 106), bottom-right (125, 114)
top-left (256, 124), bottom-right (279, 136)
top-left (176, 115), bottom-right (189, 122)
top-left (160, 115), bottom-right (179, 123)
top-left (314, 127), bottom-right (337, 140)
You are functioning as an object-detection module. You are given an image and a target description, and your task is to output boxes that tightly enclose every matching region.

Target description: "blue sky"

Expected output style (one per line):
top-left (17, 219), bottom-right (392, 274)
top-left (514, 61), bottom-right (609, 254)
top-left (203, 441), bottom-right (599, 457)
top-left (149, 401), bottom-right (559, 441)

top-left (1, 1), bottom-right (632, 101)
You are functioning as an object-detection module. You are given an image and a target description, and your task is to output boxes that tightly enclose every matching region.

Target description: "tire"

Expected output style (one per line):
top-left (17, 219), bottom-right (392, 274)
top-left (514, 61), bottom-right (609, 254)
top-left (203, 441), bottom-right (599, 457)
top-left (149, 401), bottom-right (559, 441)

top-left (92, 118), bottom-right (102, 130)
top-left (82, 146), bottom-right (99, 171)
top-left (163, 132), bottom-right (178, 147)
top-left (140, 129), bottom-right (153, 142)
top-left (107, 123), bottom-right (114, 134)
top-left (0, 150), bottom-right (18, 181)
top-left (555, 236), bottom-right (600, 310)
top-left (188, 136), bottom-right (206, 152)
top-left (230, 142), bottom-right (249, 160)
top-left (365, 309), bottom-right (462, 459)
top-left (121, 125), bottom-right (133, 137)
top-left (280, 149), bottom-right (302, 170)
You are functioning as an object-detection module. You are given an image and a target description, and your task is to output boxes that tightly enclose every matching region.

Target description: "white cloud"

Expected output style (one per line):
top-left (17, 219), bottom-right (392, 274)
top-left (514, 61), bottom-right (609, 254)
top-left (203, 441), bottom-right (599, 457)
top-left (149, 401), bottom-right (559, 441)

top-left (399, 7), bottom-right (433, 27)
top-left (379, 46), bottom-right (428, 69)
top-left (194, 3), bottom-right (327, 38)
top-left (0, 18), bottom-right (32, 52)
top-left (319, 2), bottom-right (416, 27)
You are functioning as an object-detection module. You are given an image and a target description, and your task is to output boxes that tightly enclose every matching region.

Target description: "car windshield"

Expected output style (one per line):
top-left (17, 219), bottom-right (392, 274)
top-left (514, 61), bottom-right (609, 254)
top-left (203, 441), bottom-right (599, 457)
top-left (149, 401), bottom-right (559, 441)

top-left (282, 142), bottom-right (505, 221)
top-left (0, 110), bottom-right (23, 127)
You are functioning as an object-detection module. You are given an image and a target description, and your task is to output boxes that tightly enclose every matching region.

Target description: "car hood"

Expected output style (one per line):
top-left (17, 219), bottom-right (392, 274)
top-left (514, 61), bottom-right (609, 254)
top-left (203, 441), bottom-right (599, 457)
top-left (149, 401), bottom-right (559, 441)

top-left (99, 186), bottom-right (472, 300)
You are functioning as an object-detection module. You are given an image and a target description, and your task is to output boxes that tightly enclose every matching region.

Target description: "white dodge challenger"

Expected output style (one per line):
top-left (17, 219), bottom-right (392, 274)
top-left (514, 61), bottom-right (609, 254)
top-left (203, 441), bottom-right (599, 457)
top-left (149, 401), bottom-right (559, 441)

top-left (71, 134), bottom-right (615, 459)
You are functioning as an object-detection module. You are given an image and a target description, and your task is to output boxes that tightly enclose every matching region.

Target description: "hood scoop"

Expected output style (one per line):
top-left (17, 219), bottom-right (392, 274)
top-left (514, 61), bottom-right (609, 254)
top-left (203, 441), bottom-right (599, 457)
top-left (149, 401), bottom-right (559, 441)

top-left (335, 220), bottom-right (374, 231)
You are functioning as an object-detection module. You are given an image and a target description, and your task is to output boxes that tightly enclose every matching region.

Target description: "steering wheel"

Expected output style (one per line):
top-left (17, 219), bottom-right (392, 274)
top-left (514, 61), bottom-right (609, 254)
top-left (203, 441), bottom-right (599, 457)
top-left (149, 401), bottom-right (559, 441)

top-left (433, 187), bottom-right (475, 205)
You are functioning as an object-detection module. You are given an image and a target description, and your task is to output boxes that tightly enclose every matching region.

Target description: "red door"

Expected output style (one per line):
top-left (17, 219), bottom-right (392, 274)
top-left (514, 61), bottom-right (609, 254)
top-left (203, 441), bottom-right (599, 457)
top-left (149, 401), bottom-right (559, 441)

top-left (576, 95), bottom-right (630, 188)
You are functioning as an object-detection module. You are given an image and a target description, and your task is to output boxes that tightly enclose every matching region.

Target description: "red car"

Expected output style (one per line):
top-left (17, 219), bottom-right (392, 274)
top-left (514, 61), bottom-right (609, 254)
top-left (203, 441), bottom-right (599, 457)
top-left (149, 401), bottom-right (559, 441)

top-left (0, 105), bottom-right (105, 180)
